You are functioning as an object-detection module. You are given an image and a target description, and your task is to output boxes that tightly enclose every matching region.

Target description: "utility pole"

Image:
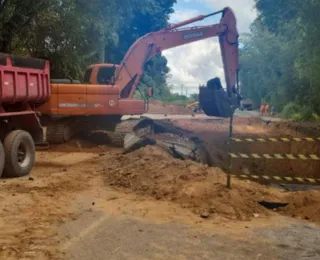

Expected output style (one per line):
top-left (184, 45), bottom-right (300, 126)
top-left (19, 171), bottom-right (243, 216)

top-left (180, 84), bottom-right (183, 95)
top-left (100, 32), bottom-right (106, 63)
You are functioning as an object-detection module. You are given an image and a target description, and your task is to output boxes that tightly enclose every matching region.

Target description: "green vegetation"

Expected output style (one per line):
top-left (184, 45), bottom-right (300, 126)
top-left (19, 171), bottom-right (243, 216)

top-left (281, 103), bottom-right (320, 122)
top-left (161, 93), bottom-right (190, 106)
top-left (0, 0), bottom-right (178, 101)
top-left (240, 0), bottom-right (320, 121)
top-left (281, 103), bottom-right (301, 120)
top-left (135, 81), bottom-right (194, 106)
top-left (160, 87), bottom-right (199, 106)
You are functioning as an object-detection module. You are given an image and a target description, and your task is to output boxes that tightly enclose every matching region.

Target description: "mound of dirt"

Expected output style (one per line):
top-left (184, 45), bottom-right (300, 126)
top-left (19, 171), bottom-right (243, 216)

top-left (101, 145), bottom-right (320, 223)
top-left (102, 146), bottom-right (285, 221)
top-left (279, 191), bottom-right (320, 223)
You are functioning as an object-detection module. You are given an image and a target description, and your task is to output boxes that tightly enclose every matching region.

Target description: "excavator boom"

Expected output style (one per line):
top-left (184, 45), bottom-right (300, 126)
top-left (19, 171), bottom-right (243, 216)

top-left (113, 7), bottom-right (239, 110)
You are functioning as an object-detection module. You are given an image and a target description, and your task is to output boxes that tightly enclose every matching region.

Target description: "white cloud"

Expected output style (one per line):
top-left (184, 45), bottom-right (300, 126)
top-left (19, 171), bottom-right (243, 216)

top-left (163, 0), bottom-right (257, 94)
top-left (169, 9), bottom-right (201, 23)
top-left (201, 0), bottom-right (257, 32)
top-left (164, 39), bottom-right (224, 88)
top-left (177, 0), bottom-right (257, 33)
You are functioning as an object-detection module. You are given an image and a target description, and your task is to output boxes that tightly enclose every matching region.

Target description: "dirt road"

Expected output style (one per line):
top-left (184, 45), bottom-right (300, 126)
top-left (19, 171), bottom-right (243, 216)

top-left (0, 117), bottom-right (319, 260)
top-left (123, 108), bottom-right (265, 120)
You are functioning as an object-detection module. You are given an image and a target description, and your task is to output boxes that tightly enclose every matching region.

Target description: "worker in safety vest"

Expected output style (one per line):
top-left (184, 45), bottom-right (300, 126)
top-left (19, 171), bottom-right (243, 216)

top-left (260, 104), bottom-right (265, 115)
top-left (265, 103), bottom-right (269, 116)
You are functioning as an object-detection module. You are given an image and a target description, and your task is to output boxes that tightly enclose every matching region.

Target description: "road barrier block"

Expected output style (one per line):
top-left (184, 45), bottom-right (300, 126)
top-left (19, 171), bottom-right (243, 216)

top-left (229, 153), bottom-right (320, 160)
top-left (235, 174), bottom-right (320, 185)
top-left (228, 132), bottom-right (320, 186)
top-left (231, 137), bottom-right (320, 143)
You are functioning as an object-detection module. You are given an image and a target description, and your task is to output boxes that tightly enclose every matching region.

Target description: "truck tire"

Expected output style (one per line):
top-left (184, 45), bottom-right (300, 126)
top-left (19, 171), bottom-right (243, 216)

top-left (3, 130), bottom-right (35, 178)
top-left (0, 141), bottom-right (5, 178)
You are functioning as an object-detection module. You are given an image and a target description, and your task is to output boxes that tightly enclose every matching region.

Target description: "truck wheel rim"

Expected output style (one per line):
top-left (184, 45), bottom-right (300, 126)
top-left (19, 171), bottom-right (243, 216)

top-left (17, 141), bottom-right (31, 168)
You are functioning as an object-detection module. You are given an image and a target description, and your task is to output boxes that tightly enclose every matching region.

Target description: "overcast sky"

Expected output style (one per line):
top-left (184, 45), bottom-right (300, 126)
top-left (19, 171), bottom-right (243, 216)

top-left (163, 0), bottom-right (257, 95)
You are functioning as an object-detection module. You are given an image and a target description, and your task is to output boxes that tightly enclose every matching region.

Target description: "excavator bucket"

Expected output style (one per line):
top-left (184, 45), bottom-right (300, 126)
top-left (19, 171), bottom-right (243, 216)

top-left (199, 77), bottom-right (237, 118)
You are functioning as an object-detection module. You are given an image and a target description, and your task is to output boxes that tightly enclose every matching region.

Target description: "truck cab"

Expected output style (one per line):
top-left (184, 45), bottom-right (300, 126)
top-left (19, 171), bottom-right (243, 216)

top-left (240, 98), bottom-right (253, 111)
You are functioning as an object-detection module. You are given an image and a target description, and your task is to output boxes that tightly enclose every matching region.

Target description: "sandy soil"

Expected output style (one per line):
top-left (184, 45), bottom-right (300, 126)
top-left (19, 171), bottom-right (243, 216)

top-left (102, 145), bottom-right (320, 223)
top-left (0, 118), bottom-right (319, 259)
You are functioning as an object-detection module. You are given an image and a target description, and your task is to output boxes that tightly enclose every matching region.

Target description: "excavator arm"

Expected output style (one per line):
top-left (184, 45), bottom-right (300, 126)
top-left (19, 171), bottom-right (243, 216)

top-left (114, 7), bottom-right (240, 117)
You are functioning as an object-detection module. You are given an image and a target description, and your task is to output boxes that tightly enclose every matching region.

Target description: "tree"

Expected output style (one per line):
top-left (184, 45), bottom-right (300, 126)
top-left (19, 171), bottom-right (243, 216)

top-left (104, 0), bottom-right (176, 100)
top-left (240, 0), bottom-right (320, 118)
top-left (0, 0), bottom-right (52, 53)
top-left (190, 93), bottom-right (199, 102)
top-left (0, 0), bottom-right (176, 95)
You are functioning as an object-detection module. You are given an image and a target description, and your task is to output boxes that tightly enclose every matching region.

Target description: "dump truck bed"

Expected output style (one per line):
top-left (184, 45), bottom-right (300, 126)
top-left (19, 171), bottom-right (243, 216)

top-left (0, 53), bottom-right (50, 104)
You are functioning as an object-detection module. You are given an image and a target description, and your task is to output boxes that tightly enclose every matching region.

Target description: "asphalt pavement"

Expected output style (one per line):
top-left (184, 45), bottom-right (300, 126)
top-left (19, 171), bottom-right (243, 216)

top-left (60, 210), bottom-right (320, 260)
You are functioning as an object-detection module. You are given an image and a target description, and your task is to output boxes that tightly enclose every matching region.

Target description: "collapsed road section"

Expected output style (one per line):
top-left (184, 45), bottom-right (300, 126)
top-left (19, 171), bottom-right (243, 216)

top-left (121, 119), bottom-right (212, 166)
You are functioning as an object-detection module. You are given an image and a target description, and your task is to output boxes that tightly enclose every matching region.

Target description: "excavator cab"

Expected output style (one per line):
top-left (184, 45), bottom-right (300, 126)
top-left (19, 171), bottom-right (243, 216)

top-left (84, 64), bottom-right (119, 85)
top-left (199, 77), bottom-right (240, 118)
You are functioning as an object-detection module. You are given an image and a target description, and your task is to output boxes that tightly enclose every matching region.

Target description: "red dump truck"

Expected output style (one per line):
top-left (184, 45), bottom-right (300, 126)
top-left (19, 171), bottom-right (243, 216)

top-left (0, 53), bottom-right (50, 178)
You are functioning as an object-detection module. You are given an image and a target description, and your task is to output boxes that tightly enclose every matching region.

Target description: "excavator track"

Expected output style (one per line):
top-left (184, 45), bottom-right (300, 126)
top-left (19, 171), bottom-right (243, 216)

top-left (46, 122), bottom-right (72, 144)
top-left (45, 117), bottom-right (88, 144)
top-left (112, 118), bottom-right (154, 147)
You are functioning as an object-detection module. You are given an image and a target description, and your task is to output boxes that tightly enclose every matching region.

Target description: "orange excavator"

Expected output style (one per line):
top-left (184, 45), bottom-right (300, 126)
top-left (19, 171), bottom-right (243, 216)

top-left (37, 7), bottom-right (240, 146)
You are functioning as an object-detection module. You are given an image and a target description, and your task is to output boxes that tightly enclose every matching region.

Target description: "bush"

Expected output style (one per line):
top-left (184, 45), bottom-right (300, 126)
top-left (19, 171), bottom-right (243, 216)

top-left (281, 102), bottom-right (300, 119)
top-left (291, 113), bottom-right (303, 121)
top-left (312, 113), bottom-right (320, 121)
top-left (281, 103), bottom-right (320, 121)
top-left (299, 107), bottom-right (315, 121)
